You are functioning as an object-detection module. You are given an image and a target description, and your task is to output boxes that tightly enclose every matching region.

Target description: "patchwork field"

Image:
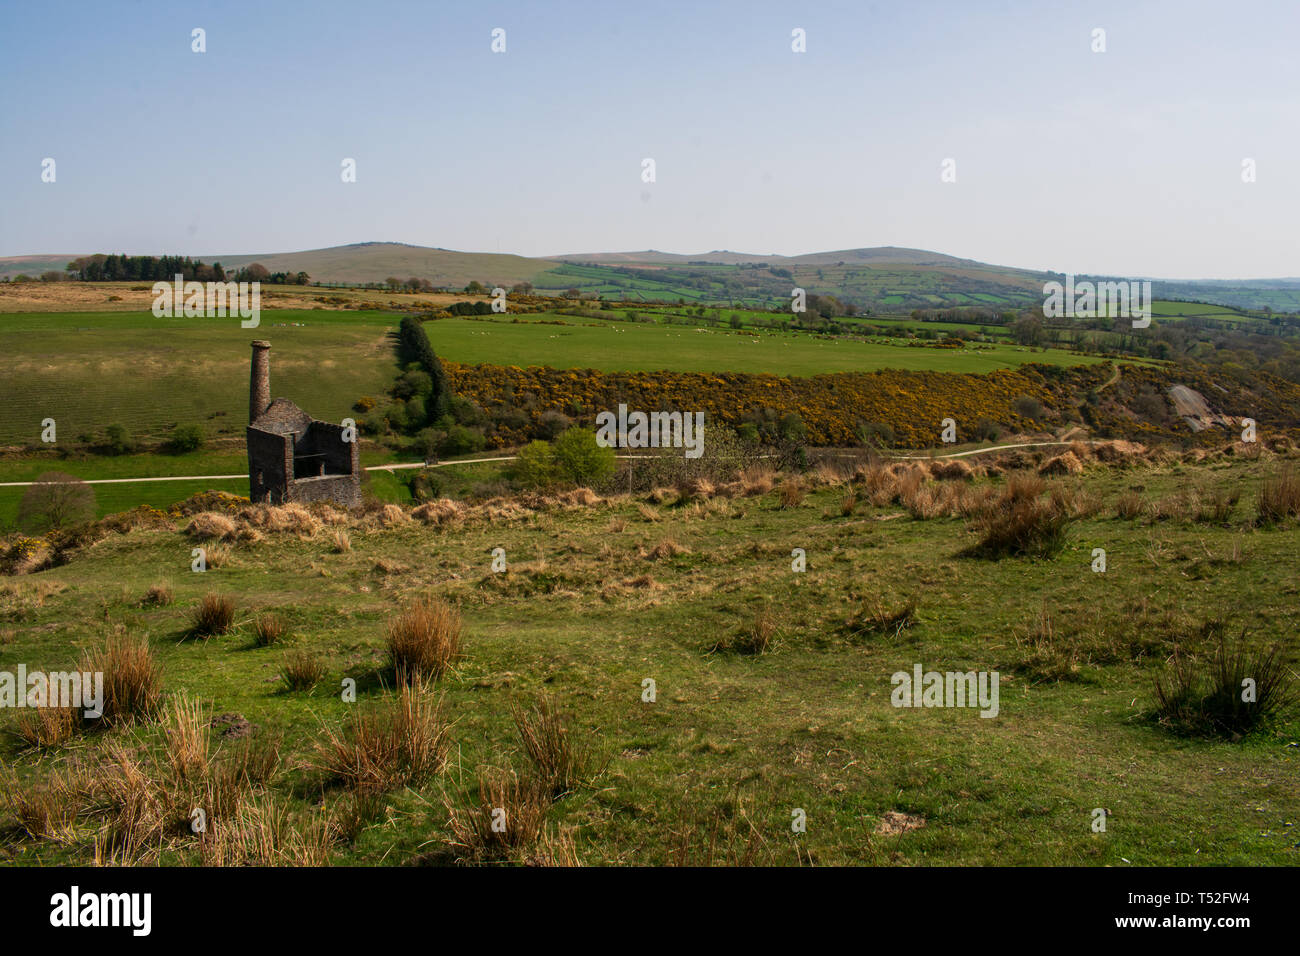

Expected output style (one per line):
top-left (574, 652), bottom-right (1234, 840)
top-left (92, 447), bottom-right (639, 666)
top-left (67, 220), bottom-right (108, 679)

top-left (2, 452), bottom-right (1297, 865)
top-left (0, 308), bottom-right (1107, 449)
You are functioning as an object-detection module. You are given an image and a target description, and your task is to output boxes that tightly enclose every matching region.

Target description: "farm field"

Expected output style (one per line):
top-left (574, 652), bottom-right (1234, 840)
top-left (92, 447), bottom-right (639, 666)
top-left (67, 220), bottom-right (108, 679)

top-left (0, 308), bottom-right (1109, 449)
top-left (3, 454), bottom-right (1297, 865)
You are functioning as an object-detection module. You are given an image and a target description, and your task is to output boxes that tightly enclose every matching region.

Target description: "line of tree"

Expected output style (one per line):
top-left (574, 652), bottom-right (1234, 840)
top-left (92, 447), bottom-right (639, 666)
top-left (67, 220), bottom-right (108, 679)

top-left (396, 316), bottom-right (452, 422)
top-left (64, 254), bottom-right (307, 285)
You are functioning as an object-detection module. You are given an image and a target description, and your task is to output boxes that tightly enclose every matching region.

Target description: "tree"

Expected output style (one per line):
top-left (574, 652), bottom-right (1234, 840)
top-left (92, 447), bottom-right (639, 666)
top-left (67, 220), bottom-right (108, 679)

top-left (551, 428), bottom-right (616, 486)
top-left (386, 276), bottom-right (403, 291)
top-left (18, 472), bottom-right (96, 531)
top-left (1011, 315), bottom-right (1046, 347)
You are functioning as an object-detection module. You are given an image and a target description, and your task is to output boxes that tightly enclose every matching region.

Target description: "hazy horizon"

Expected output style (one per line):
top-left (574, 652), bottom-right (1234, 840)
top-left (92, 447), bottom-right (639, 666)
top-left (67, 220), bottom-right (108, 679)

top-left (2, 0), bottom-right (1297, 279)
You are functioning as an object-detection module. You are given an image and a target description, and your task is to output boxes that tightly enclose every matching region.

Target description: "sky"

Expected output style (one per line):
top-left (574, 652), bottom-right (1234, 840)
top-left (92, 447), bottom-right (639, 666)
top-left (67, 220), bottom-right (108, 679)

top-left (1, 0), bottom-right (1297, 278)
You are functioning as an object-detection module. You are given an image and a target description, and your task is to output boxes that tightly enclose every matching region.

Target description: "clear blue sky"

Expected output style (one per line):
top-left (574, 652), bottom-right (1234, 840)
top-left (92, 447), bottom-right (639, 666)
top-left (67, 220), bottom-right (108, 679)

top-left (1, 0), bottom-right (1296, 277)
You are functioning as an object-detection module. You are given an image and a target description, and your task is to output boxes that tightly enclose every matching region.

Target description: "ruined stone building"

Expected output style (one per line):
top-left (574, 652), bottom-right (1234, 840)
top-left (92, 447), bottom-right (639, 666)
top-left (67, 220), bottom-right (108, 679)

top-left (246, 341), bottom-right (361, 507)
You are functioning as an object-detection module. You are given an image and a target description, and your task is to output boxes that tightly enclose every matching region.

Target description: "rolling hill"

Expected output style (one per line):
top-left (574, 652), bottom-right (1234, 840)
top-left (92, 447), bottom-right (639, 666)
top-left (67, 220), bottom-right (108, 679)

top-left (5, 242), bottom-right (1300, 313)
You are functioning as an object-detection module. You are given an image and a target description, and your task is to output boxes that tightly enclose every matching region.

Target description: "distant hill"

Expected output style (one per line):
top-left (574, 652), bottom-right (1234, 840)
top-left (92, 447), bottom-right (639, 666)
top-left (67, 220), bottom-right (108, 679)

top-left (4, 242), bottom-right (1299, 313)
top-left (0, 255), bottom-right (77, 280)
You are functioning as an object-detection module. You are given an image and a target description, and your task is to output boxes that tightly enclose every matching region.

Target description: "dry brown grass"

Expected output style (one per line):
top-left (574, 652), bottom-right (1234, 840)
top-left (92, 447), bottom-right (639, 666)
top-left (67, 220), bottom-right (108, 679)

top-left (140, 583), bottom-right (173, 607)
top-left (1257, 467), bottom-right (1300, 524)
top-left (14, 705), bottom-right (80, 748)
top-left (777, 480), bottom-right (806, 509)
top-left (846, 597), bottom-right (918, 639)
top-left (411, 498), bottom-right (464, 527)
top-left (312, 682), bottom-right (450, 793)
top-left (385, 596), bottom-right (462, 683)
top-left (740, 466), bottom-right (776, 497)
top-left (330, 529), bottom-right (351, 553)
top-left (1115, 490), bottom-right (1146, 520)
top-left (646, 538), bottom-right (690, 560)
top-left (185, 512), bottom-right (237, 540)
top-left (164, 695), bottom-right (211, 782)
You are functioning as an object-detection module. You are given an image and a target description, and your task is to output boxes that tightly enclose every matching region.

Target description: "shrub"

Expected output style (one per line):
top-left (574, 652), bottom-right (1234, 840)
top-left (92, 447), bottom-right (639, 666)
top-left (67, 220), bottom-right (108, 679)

top-left (102, 424), bottom-right (135, 456)
top-left (438, 424), bottom-right (486, 457)
top-left (552, 428), bottom-right (616, 486)
top-left (1153, 633), bottom-right (1295, 738)
top-left (1013, 395), bottom-right (1045, 419)
top-left (386, 596), bottom-right (462, 682)
top-left (163, 424), bottom-right (205, 454)
top-left (190, 593), bottom-right (235, 638)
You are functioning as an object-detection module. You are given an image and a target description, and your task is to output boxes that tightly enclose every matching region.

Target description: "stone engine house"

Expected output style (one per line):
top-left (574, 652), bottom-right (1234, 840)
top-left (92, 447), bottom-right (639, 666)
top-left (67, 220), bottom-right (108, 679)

top-left (246, 341), bottom-right (361, 508)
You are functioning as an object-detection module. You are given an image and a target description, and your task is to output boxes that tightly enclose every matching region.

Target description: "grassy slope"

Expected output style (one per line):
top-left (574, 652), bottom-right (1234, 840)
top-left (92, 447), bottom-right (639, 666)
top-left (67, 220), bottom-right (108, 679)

top-left (2, 456), bottom-right (1297, 865)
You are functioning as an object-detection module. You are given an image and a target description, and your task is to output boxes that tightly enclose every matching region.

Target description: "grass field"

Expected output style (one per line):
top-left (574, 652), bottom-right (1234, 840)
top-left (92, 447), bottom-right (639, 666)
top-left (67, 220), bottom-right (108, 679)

top-left (0, 308), bottom-right (1108, 449)
top-left (3, 454), bottom-right (1297, 865)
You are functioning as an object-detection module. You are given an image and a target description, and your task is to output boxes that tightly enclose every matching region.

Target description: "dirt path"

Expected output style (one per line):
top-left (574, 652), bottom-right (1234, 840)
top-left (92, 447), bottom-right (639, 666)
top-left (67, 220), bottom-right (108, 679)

top-left (1, 440), bottom-right (1114, 488)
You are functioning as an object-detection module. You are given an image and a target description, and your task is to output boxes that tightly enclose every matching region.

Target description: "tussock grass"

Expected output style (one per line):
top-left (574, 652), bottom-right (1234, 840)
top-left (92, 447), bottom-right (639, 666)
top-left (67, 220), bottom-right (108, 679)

top-left (1153, 631), bottom-right (1295, 739)
top-left (513, 693), bottom-right (588, 797)
top-left (80, 632), bottom-right (162, 725)
top-left (140, 582), bottom-right (173, 607)
top-left (279, 650), bottom-right (325, 692)
top-left (446, 766), bottom-right (552, 862)
top-left (1115, 490), bottom-right (1145, 520)
top-left (189, 593), bottom-right (235, 637)
top-left (253, 613), bottom-right (288, 647)
top-left (312, 682), bottom-right (450, 793)
top-left (1256, 467), bottom-right (1300, 524)
top-left (777, 481), bottom-right (806, 509)
top-left (962, 485), bottom-right (1073, 559)
top-left (385, 596), bottom-right (462, 683)
top-left (13, 705), bottom-right (81, 749)
top-left (712, 605), bottom-right (779, 655)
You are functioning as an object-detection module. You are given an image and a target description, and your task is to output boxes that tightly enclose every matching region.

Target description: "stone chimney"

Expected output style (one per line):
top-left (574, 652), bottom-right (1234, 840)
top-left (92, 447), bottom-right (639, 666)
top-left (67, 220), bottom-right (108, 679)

top-left (250, 341), bottom-right (271, 424)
